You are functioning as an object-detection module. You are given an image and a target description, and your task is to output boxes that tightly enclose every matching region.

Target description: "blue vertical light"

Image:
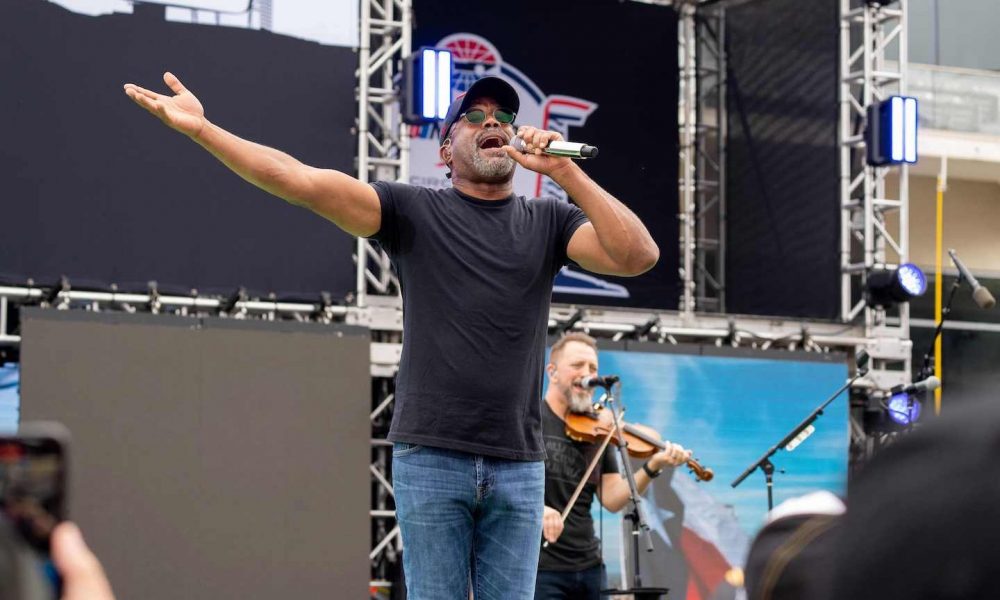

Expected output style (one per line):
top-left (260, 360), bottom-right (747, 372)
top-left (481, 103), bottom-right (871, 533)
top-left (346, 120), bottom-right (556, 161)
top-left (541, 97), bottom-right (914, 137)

top-left (436, 50), bottom-right (452, 119)
top-left (421, 49), bottom-right (436, 120)
top-left (865, 95), bottom-right (919, 166)
top-left (904, 97), bottom-right (918, 163)
top-left (890, 96), bottom-right (904, 162)
top-left (403, 47), bottom-right (454, 124)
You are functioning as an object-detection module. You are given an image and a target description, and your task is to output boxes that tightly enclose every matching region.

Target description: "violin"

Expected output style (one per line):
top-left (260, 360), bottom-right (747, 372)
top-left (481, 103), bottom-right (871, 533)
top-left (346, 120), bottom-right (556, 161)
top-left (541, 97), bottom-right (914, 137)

top-left (564, 407), bottom-right (714, 482)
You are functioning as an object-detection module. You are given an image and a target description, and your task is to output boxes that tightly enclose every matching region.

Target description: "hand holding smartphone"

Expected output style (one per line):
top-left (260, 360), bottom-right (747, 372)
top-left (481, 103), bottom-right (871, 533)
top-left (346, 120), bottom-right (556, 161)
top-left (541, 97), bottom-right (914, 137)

top-left (0, 423), bottom-right (115, 600)
top-left (0, 422), bottom-right (69, 599)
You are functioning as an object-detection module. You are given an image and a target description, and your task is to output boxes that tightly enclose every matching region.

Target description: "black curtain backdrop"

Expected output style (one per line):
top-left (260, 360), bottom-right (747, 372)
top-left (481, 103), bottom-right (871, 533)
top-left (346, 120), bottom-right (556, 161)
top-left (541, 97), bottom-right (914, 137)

top-left (414, 0), bottom-right (681, 310)
top-left (1, 1), bottom-right (357, 299)
top-left (724, 0), bottom-right (840, 319)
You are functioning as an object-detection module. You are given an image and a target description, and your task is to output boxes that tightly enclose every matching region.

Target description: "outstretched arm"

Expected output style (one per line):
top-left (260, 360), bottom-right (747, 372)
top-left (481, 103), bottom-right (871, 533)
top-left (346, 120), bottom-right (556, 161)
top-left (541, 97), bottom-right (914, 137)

top-left (123, 72), bottom-right (380, 237)
top-left (503, 127), bottom-right (659, 276)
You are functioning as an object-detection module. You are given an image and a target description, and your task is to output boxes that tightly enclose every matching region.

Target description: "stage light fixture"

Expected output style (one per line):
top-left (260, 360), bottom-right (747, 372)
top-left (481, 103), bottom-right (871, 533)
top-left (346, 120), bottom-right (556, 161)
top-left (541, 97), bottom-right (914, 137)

top-left (866, 96), bottom-right (918, 166)
top-left (886, 391), bottom-right (921, 426)
top-left (402, 48), bottom-right (453, 125)
top-left (866, 263), bottom-right (927, 308)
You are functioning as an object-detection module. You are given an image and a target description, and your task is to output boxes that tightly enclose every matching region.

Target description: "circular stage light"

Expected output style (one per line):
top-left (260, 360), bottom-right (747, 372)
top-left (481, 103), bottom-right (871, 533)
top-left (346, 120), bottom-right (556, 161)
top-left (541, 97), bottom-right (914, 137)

top-left (866, 263), bottom-right (927, 307)
top-left (897, 263), bottom-right (927, 297)
top-left (887, 392), bottom-right (921, 426)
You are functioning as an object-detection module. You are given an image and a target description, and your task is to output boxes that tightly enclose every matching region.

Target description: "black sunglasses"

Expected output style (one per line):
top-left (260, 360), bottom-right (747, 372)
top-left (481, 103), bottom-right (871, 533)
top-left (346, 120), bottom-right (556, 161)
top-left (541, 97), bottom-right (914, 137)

top-left (460, 108), bottom-right (516, 125)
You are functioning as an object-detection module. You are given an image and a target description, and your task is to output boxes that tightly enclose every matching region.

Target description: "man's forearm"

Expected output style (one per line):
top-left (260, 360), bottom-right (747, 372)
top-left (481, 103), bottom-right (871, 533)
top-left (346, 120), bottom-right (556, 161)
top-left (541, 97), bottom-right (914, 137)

top-left (552, 163), bottom-right (659, 273)
top-left (193, 120), bottom-right (313, 207)
top-left (602, 469), bottom-right (655, 513)
top-left (188, 120), bottom-right (380, 237)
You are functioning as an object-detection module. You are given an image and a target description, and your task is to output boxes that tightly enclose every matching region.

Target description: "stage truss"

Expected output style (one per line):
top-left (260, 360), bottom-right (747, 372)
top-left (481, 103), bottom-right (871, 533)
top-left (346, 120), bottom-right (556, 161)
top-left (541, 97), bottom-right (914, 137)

top-left (839, 0), bottom-right (914, 457)
top-left (0, 0), bottom-right (916, 593)
top-left (678, 0), bottom-right (727, 314)
top-left (355, 0), bottom-right (409, 308)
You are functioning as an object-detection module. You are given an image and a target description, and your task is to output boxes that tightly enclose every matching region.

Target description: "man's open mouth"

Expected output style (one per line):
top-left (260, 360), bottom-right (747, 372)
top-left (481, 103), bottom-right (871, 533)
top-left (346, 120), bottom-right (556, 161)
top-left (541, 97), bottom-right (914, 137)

top-left (478, 134), bottom-right (505, 150)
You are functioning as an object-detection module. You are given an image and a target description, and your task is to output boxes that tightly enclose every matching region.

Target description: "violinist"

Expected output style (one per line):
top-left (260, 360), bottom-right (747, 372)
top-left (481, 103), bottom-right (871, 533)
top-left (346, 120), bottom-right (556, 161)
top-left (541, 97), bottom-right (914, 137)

top-left (535, 333), bottom-right (692, 600)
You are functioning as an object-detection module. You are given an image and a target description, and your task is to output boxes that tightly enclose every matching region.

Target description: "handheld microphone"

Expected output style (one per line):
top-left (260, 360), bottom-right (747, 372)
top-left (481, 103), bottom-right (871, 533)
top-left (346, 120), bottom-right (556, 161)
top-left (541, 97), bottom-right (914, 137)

top-left (509, 136), bottom-right (599, 159)
top-left (948, 249), bottom-right (996, 309)
top-left (892, 376), bottom-right (941, 396)
top-left (578, 375), bottom-right (620, 388)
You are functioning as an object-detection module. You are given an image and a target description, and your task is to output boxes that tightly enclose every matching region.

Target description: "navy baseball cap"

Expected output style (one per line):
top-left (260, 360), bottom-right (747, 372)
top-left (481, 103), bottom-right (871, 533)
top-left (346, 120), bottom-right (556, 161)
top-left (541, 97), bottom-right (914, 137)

top-left (439, 76), bottom-right (520, 145)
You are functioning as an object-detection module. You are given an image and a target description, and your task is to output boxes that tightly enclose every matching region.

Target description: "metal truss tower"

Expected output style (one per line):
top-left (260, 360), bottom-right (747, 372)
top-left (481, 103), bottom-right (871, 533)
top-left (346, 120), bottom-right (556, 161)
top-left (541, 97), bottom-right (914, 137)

top-left (355, 0), bottom-right (410, 308)
top-left (355, 0), bottom-right (411, 592)
top-left (839, 0), bottom-right (912, 396)
top-left (678, 1), bottom-right (727, 314)
top-left (840, 0), bottom-right (914, 463)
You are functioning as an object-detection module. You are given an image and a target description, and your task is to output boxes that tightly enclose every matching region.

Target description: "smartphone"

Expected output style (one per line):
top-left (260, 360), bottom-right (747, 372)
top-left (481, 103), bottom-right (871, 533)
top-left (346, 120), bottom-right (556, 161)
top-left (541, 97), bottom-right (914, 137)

top-left (0, 422), bottom-right (69, 597)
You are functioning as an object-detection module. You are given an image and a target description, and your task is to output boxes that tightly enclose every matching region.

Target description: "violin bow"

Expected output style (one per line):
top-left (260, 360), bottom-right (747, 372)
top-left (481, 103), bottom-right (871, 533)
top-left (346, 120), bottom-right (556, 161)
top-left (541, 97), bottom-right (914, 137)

top-left (543, 425), bottom-right (617, 548)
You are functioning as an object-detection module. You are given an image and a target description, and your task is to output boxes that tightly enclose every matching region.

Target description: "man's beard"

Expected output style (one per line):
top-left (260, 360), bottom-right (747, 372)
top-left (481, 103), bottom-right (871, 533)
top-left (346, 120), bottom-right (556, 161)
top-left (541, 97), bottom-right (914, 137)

top-left (469, 142), bottom-right (515, 180)
top-left (566, 390), bottom-right (594, 414)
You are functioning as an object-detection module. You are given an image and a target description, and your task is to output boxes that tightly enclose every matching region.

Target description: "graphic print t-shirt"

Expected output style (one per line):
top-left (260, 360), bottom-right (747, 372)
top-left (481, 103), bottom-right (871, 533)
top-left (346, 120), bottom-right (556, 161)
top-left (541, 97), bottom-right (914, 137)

top-left (539, 403), bottom-right (620, 571)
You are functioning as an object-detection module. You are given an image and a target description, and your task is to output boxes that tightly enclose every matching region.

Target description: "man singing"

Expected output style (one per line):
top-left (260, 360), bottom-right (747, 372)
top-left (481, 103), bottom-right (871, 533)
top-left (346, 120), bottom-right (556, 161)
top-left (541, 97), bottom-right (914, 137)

top-left (124, 73), bottom-right (659, 599)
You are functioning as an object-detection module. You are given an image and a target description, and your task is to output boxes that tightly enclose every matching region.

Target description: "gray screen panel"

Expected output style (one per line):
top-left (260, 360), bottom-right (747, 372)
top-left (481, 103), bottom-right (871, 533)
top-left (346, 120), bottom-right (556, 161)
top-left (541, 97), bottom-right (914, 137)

top-left (18, 309), bottom-right (370, 600)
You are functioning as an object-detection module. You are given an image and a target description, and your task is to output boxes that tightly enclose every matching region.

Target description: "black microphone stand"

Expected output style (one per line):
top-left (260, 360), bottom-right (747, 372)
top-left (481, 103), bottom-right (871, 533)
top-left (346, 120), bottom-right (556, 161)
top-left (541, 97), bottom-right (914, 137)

top-left (731, 351), bottom-right (870, 511)
top-left (917, 273), bottom-right (963, 387)
top-left (599, 381), bottom-right (669, 600)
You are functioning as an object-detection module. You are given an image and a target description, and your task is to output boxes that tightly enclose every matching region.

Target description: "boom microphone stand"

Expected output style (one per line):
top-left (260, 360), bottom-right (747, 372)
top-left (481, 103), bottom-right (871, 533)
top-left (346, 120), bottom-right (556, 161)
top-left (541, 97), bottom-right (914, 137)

top-left (599, 379), bottom-right (669, 600)
top-left (916, 270), bottom-right (963, 385)
top-left (731, 350), bottom-right (870, 511)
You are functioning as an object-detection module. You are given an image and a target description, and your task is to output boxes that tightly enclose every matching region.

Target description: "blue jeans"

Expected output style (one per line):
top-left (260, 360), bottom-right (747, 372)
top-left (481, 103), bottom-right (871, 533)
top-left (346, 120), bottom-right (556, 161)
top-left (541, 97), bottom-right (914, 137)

top-left (392, 443), bottom-right (545, 599)
top-left (533, 565), bottom-right (607, 600)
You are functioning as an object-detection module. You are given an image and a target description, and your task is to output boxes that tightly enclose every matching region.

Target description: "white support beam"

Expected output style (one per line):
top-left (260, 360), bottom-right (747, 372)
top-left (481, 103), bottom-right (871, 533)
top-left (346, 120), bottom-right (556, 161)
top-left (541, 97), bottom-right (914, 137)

top-left (355, 0), bottom-right (409, 308)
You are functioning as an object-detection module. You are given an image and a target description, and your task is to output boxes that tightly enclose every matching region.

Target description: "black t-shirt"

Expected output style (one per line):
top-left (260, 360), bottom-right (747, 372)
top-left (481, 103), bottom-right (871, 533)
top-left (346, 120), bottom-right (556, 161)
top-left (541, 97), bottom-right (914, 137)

top-left (369, 181), bottom-right (588, 460)
top-left (539, 403), bottom-right (620, 572)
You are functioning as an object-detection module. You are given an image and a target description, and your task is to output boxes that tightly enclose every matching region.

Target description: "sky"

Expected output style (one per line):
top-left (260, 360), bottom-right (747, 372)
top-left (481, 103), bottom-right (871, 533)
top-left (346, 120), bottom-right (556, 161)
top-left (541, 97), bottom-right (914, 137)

top-left (47, 0), bottom-right (359, 47)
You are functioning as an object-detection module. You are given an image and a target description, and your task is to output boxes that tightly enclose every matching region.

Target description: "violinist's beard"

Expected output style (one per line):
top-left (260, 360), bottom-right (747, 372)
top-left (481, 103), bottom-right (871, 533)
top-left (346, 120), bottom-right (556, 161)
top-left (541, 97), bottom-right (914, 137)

top-left (567, 390), bottom-right (595, 414)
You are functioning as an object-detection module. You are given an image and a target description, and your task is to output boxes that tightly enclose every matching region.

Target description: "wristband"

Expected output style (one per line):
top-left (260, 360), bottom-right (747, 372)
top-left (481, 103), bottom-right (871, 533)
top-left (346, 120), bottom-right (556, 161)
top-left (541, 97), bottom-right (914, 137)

top-left (642, 461), bottom-right (662, 479)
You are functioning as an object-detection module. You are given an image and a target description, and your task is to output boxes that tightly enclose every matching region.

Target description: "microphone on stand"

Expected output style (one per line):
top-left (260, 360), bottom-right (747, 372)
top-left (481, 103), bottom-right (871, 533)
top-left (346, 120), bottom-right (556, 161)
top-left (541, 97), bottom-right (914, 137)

top-left (578, 375), bottom-right (620, 388)
top-left (948, 249), bottom-right (996, 309)
top-left (509, 136), bottom-right (599, 159)
top-left (892, 376), bottom-right (941, 396)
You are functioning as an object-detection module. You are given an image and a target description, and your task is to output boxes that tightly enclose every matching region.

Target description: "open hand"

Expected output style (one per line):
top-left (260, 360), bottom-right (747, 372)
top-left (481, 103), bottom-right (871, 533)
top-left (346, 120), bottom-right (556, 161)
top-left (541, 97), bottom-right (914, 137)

top-left (124, 72), bottom-right (206, 138)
